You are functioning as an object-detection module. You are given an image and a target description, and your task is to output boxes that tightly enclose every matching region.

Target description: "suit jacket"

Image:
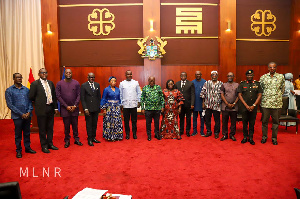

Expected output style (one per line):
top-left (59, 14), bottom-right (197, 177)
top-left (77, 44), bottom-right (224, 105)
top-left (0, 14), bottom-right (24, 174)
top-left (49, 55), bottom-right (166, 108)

top-left (175, 80), bottom-right (195, 108)
top-left (80, 81), bottom-right (101, 113)
top-left (29, 79), bottom-right (58, 116)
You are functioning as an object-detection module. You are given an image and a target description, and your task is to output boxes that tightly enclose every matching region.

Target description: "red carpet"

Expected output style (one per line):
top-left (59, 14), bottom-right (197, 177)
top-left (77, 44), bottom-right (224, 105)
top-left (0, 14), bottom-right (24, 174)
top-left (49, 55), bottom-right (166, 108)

top-left (0, 114), bottom-right (299, 199)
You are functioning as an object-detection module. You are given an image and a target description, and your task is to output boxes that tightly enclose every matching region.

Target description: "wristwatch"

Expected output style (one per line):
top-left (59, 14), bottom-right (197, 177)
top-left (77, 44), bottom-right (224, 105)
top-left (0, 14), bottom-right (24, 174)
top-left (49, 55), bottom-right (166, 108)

top-left (253, 104), bottom-right (256, 107)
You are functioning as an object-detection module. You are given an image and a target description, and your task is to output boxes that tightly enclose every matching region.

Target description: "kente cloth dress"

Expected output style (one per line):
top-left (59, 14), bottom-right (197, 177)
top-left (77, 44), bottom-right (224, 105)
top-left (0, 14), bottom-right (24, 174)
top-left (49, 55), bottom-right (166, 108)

top-left (101, 86), bottom-right (123, 140)
top-left (160, 89), bottom-right (184, 139)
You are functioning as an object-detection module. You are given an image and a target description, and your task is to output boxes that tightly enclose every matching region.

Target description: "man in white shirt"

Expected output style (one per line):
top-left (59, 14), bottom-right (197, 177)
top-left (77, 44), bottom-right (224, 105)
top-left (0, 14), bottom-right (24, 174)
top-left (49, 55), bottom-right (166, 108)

top-left (119, 70), bottom-right (142, 139)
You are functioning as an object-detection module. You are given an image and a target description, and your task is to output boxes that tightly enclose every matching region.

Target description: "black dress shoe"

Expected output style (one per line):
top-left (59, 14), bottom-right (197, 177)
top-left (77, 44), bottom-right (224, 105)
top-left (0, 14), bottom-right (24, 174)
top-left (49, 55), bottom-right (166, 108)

top-left (272, 140), bottom-right (278, 145)
top-left (133, 134), bottom-right (137, 139)
top-left (25, 148), bottom-right (36, 154)
top-left (215, 134), bottom-right (219, 139)
top-left (42, 148), bottom-right (50, 153)
top-left (241, 138), bottom-right (248, 144)
top-left (191, 132), bottom-right (198, 136)
top-left (126, 134), bottom-right (130, 140)
top-left (74, 141), bottom-right (83, 146)
top-left (261, 138), bottom-right (267, 144)
top-left (16, 152), bottom-right (22, 158)
top-left (147, 136), bottom-right (151, 141)
top-left (220, 136), bottom-right (228, 141)
top-left (186, 133), bottom-right (190, 137)
top-left (64, 142), bottom-right (70, 148)
top-left (204, 133), bottom-right (212, 137)
top-left (230, 136), bottom-right (237, 141)
top-left (88, 140), bottom-right (94, 146)
top-left (48, 145), bottom-right (59, 150)
top-left (249, 139), bottom-right (255, 145)
top-left (92, 138), bottom-right (101, 143)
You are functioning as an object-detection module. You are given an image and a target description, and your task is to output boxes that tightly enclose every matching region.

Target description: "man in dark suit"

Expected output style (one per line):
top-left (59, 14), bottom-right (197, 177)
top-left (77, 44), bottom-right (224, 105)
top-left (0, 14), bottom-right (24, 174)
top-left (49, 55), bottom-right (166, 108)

top-left (175, 72), bottom-right (195, 137)
top-left (29, 68), bottom-right (59, 153)
top-left (81, 73), bottom-right (101, 146)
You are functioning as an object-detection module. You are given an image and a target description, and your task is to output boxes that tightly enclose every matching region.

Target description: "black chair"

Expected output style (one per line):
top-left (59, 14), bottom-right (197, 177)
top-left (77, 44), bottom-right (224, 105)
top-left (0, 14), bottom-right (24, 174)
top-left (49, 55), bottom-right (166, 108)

top-left (295, 188), bottom-right (300, 199)
top-left (236, 101), bottom-right (243, 123)
top-left (0, 181), bottom-right (22, 199)
top-left (279, 97), bottom-right (299, 134)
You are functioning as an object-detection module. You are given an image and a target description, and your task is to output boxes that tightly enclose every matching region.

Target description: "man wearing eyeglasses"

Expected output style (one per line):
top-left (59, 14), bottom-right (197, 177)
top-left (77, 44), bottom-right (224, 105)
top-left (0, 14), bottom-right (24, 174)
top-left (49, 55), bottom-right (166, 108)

top-left (29, 68), bottom-right (59, 153)
top-left (81, 73), bottom-right (101, 146)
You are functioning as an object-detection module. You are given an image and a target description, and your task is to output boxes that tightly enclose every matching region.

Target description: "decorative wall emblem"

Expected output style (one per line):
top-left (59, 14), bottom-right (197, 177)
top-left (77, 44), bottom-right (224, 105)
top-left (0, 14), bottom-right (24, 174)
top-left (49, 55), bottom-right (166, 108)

top-left (137, 36), bottom-right (167, 61)
top-left (176, 8), bottom-right (202, 34)
top-left (251, 10), bottom-right (276, 37)
top-left (88, 8), bottom-right (115, 36)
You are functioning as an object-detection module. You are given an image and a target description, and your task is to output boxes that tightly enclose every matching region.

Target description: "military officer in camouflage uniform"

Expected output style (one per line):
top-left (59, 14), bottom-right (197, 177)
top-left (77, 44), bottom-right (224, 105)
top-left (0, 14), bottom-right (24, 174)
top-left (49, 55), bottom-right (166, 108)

top-left (237, 70), bottom-right (262, 145)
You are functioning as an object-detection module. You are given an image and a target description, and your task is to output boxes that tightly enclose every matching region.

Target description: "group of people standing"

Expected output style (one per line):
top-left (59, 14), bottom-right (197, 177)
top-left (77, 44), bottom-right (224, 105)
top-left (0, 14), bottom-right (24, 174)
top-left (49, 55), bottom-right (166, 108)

top-left (5, 62), bottom-right (294, 159)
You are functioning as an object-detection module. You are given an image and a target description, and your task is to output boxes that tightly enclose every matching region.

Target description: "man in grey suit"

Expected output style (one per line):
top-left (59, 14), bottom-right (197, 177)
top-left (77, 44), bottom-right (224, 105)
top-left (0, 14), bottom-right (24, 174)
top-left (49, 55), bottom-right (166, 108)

top-left (81, 73), bottom-right (101, 146)
top-left (175, 72), bottom-right (195, 137)
top-left (29, 68), bottom-right (59, 153)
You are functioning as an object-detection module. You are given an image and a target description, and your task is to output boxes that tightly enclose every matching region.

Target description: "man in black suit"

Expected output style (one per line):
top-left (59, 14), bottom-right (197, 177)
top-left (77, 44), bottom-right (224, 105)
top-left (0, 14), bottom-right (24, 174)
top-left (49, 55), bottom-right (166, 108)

top-left (29, 68), bottom-right (59, 153)
top-left (175, 72), bottom-right (195, 137)
top-left (81, 73), bottom-right (101, 146)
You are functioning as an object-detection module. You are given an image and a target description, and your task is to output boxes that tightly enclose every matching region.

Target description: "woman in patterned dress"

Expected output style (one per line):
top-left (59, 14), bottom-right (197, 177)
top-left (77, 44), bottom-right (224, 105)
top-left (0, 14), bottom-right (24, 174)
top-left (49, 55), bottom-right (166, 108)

top-left (101, 76), bottom-right (123, 141)
top-left (160, 79), bottom-right (184, 139)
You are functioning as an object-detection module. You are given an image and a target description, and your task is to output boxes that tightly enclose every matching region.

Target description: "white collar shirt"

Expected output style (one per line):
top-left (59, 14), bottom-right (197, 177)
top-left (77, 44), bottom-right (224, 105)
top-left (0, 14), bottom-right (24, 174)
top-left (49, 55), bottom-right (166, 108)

top-left (119, 79), bottom-right (141, 108)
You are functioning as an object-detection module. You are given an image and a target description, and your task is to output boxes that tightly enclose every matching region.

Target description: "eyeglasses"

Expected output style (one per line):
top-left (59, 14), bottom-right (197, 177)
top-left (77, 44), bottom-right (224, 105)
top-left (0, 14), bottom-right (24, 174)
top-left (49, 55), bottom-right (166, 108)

top-left (39, 72), bottom-right (48, 74)
top-left (88, 77), bottom-right (95, 79)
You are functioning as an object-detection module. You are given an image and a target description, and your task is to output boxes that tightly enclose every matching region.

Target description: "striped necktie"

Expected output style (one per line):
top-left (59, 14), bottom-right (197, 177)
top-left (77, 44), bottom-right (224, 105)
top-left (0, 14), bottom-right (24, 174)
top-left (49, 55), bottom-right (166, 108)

top-left (44, 81), bottom-right (52, 104)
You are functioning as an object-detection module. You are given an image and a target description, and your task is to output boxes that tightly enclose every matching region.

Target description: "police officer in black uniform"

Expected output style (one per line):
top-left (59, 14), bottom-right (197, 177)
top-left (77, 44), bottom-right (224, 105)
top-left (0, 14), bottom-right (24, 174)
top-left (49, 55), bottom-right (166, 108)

top-left (237, 70), bottom-right (263, 145)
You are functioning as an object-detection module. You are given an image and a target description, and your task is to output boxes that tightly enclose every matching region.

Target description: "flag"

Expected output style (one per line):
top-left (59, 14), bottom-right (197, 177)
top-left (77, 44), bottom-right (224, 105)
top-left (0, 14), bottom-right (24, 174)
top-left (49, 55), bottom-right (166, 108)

top-left (58, 67), bottom-right (65, 112)
top-left (61, 67), bottom-right (65, 80)
top-left (27, 67), bottom-right (35, 89)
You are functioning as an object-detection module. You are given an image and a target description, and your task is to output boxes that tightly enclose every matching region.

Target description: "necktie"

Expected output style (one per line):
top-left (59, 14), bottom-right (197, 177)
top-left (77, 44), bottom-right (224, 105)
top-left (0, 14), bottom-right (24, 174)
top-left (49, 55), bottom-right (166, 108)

top-left (90, 83), bottom-right (95, 91)
top-left (44, 81), bottom-right (52, 104)
top-left (182, 81), bottom-right (185, 89)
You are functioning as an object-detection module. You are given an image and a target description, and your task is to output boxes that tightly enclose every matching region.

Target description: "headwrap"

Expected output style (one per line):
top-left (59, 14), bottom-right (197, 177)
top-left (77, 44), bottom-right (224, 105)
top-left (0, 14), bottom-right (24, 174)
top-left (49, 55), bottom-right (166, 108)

top-left (108, 76), bottom-right (116, 82)
top-left (285, 73), bottom-right (293, 80)
top-left (211, 71), bottom-right (218, 75)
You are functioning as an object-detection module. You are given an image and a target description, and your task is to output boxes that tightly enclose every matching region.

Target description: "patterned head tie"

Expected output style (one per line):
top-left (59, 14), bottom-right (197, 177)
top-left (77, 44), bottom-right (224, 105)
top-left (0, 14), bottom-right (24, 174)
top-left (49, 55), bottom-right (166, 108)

top-left (211, 71), bottom-right (218, 75)
top-left (108, 76), bottom-right (117, 82)
top-left (285, 73), bottom-right (293, 80)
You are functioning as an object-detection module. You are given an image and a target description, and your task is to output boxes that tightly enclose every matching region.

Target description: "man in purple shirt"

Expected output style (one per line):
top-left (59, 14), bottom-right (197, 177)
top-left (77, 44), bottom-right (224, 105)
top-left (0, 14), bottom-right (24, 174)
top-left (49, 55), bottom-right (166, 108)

top-left (56, 69), bottom-right (83, 148)
top-left (220, 72), bottom-right (239, 141)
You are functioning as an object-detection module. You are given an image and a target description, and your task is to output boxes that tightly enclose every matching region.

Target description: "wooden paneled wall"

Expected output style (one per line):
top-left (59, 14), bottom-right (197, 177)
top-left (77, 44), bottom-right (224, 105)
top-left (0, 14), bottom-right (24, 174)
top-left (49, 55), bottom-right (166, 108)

top-left (41, 0), bottom-right (60, 84)
top-left (289, 0), bottom-right (300, 77)
top-left (41, 0), bottom-right (300, 88)
top-left (219, 0), bottom-right (236, 82)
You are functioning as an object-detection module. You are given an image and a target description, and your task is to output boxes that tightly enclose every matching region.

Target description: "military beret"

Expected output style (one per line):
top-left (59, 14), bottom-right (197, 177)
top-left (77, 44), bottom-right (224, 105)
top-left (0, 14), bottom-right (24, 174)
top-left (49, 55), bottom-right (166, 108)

top-left (246, 70), bottom-right (254, 75)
